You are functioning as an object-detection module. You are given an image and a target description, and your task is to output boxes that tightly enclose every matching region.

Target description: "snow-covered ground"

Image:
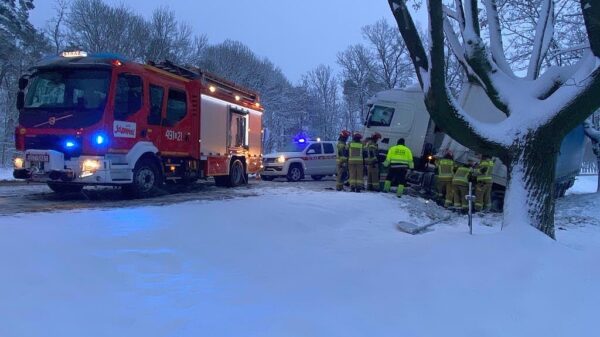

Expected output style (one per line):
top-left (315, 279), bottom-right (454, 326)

top-left (0, 167), bottom-right (14, 181)
top-left (566, 174), bottom-right (598, 195)
top-left (0, 177), bottom-right (598, 337)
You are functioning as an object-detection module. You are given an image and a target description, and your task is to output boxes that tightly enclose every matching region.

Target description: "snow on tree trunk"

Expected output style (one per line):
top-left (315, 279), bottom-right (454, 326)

top-left (504, 133), bottom-right (560, 238)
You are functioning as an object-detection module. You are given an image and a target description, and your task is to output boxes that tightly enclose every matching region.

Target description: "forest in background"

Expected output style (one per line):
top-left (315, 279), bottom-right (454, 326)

top-left (0, 0), bottom-right (596, 165)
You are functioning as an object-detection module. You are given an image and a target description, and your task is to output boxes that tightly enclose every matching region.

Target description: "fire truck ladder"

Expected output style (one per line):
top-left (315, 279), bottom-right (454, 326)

top-left (148, 60), bottom-right (258, 102)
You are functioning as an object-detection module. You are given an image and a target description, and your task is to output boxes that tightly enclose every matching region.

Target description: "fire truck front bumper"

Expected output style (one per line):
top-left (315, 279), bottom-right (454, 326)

top-left (13, 150), bottom-right (134, 185)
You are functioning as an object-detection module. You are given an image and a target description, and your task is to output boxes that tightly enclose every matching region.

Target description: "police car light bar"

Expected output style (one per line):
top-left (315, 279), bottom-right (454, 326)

top-left (61, 51), bottom-right (88, 58)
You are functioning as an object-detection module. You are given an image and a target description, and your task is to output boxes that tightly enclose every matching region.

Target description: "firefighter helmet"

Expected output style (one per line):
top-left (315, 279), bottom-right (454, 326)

top-left (339, 130), bottom-right (351, 138)
top-left (352, 132), bottom-right (362, 140)
top-left (371, 132), bottom-right (382, 140)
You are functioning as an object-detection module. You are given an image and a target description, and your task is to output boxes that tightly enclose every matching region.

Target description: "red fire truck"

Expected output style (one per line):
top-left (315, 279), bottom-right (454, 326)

top-left (13, 51), bottom-right (263, 197)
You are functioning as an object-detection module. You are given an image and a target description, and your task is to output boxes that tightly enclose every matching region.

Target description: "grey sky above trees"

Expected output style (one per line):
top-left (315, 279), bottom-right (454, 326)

top-left (29, 0), bottom-right (423, 83)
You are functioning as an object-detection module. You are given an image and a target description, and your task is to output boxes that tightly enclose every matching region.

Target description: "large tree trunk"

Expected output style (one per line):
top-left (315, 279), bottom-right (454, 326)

top-left (504, 131), bottom-right (560, 238)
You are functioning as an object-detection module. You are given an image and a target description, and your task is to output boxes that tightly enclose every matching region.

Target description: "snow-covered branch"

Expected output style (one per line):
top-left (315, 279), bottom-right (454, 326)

top-left (453, 0), bottom-right (466, 30)
top-left (527, 0), bottom-right (555, 80)
top-left (396, 0), bottom-right (508, 156)
top-left (545, 54), bottom-right (600, 135)
top-left (483, 0), bottom-right (514, 77)
top-left (387, 0), bottom-right (429, 88)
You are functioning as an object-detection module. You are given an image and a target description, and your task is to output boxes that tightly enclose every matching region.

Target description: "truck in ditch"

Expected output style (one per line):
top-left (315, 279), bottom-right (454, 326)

top-left (363, 83), bottom-right (585, 207)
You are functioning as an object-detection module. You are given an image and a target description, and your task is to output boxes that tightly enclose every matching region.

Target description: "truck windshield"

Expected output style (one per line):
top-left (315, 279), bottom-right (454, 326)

top-left (282, 142), bottom-right (309, 152)
top-left (367, 105), bottom-right (395, 127)
top-left (25, 69), bottom-right (110, 110)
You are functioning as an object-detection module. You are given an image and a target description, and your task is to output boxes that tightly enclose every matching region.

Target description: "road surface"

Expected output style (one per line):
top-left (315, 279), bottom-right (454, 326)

top-left (0, 177), bottom-right (338, 216)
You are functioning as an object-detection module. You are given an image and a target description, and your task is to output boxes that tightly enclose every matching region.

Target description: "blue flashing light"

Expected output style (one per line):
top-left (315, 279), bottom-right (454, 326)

top-left (298, 138), bottom-right (306, 143)
top-left (65, 141), bottom-right (76, 148)
top-left (95, 135), bottom-right (105, 145)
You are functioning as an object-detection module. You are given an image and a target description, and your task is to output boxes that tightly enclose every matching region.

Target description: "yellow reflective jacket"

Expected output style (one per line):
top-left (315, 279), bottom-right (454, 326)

top-left (452, 165), bottom-right (472, 186)
top-left (385, 144), bottom-right (414, 169)
top-left (337, 141), bottom-right (348, 164)
top-left (365, 141), bottom-right (378, 165)
top-left (477, 159), bottom-right (494, 183)
top-left (348, 141), bottom-right (364, 164)
top-left (436, 158), bottom-right (454, 182)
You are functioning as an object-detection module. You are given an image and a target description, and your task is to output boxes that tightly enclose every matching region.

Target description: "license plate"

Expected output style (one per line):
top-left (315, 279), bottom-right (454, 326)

top-left (26, 153), bottom-right (49, 162)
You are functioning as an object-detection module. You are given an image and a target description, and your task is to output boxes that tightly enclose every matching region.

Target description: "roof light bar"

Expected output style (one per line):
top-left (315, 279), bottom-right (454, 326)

top-left (61, 51), bottom-right (88, 58)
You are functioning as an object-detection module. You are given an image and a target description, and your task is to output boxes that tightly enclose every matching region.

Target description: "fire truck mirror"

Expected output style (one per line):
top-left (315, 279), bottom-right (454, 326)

top-left (16, 92), bottom-right (25, 110)
top-left (18, 77), bottom-right (28, 90)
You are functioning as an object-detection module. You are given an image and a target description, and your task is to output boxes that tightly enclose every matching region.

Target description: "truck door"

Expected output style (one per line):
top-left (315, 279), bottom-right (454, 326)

top-left (304, 142), bottom-right (323, 174)
top-left (322, 142), bottom-right (337, 174)
top-left (145, 84), bottom-right (165, 149)
top-left (161, 87), bottom-right (198, 157)
top-left (228, 107), bottom-right (249, 154)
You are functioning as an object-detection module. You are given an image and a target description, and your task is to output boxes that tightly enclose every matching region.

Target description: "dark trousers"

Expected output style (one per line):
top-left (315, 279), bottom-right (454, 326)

top-left (386, 166), bottom-right (408, 186)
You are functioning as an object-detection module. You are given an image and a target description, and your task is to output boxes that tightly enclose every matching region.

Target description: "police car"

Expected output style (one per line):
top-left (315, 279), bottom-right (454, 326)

top-left (261, 138), bottom-right (337, 182)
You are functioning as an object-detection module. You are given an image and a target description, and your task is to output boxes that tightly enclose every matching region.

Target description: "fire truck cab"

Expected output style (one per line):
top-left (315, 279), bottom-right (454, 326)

top-left (13, 51), bottom-right (263, 196)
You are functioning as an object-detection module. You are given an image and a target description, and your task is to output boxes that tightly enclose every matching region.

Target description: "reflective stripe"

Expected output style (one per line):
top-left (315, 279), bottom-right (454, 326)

top-left (452, 166), bottom-right (471, 185)
top-left (386, 144), bottom-right (413, 168)
top-left (437, 159), bottom-right (454, 179)
top-left (348, 142), bottom-right (363, 164)
top-left (477, 159), bottom-right (494, 182)
top-left (366, 142), bottom-right (378, 164)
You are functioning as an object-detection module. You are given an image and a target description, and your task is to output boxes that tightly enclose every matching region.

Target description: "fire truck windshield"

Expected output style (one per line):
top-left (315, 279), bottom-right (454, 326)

top-left (25, 69), bottom-right (110, 110)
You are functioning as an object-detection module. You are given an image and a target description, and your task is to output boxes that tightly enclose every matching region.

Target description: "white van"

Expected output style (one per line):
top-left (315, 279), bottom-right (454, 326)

top-left (261, 140), bottom-right (337, 182)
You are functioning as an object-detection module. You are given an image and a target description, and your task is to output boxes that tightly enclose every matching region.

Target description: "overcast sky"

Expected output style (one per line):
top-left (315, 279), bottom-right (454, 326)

top-left (30, 0), bottom-right (425, 84)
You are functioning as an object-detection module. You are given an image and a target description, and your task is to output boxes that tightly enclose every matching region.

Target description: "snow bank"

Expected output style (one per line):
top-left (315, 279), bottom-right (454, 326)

top-left (567, 174), bottom-right (598, 195)
top-left (0, 187), bottom-right (599, 337)
top-left (0, 167), bottom-right (14, 181)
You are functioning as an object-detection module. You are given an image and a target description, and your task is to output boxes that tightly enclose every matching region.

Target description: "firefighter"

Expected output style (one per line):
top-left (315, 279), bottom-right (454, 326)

top-left (335, 130), bottom-right (351, 191)
top-left (435, 150), bottom-right (455, 208)
top-left (348, 132), bottom-right (364, 192)
top-left (365, 133), bottom-right (382, 191)
top-left (383, 138), bottom-right (414, 197)
top-left (475, 155), bottom-right (494, 212)
top-left (452, 161), bottom-right (473, 212)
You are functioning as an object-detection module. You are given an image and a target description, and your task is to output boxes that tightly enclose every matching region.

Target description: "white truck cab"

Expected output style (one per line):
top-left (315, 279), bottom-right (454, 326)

top-left (261, 139), bottom-right (337, 181)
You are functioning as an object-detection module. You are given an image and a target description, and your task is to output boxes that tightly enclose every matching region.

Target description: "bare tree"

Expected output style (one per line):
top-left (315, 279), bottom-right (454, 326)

top-left (302, 65), bottom-right (343, 139)
top-left (45, 0), bottom-right (69, 54)
top-left (66, 0), bottom-right (149, 60)
top-left (144, 7), bottom-right (207, 65)
top-left (362, 18), bottom-right (413, 89)
top-left (387, 0), bottom-right (600, 238)
top-left (337, 44), bottom-right (376, 129)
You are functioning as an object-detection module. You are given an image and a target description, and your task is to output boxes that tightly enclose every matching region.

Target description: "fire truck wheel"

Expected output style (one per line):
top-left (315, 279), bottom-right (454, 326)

top-left (47, 183), bottom-right (83, 194)
top-left (123, 159), bottom-right (161, 197)
top-left (287, 164), bottom-right (303, 182)
top-left (228, 159), bottom-right (246, 187)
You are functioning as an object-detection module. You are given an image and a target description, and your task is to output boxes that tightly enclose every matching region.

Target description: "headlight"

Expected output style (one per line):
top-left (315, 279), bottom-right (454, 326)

top-left (13, 157), bottom-right (24, 169)
top-left (277, 155), bottom-right (286, 163)
top-left (82, 159), bottom-right (101, 173)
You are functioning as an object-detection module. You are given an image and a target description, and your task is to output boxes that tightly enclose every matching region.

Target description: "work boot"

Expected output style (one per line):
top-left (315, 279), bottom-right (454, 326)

top-left (396, 184), bottom-right (405, 197)
top-left (383, 180), bottom-right (391, 193)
